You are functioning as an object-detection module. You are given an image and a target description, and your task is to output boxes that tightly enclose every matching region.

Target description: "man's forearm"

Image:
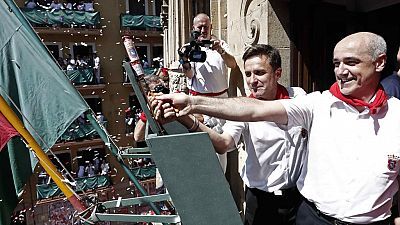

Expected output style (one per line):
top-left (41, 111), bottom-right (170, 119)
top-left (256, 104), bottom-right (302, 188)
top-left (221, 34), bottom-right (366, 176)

top-left (189, 96), bottom-right (288, 124)
top-left (221, 52), bottom-right (237, 68)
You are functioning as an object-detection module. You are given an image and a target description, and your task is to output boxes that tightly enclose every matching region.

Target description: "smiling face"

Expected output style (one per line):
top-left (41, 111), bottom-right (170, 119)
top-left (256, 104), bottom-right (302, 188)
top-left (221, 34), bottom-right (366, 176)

top-left (333, 34), bottom-right (385, 101)
top-left (244, 55), bottom-right (282, 100)
top-left (192, 14), bottom-right (211, 41)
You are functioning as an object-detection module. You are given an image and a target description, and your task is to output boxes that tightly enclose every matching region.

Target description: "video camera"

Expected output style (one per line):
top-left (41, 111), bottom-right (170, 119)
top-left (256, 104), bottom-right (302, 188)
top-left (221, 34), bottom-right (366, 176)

top-left (178, 30), bottom-right (213, 63)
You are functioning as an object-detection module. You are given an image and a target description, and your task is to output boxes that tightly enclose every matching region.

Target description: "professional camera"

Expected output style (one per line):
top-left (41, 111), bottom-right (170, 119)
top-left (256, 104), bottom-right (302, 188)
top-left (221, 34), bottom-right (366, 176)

top-left (178, 30), bottom-right (213, 63)
top-left (153, 84), bottom-right (170, 94)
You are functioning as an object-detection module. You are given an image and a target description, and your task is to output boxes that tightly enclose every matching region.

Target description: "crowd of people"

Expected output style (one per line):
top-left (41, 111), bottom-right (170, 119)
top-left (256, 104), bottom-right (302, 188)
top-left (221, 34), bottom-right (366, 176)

top-left (57, 53), bottom-right (101, 84)
top-left (25, 0), bottom-right (95, 12)
top-left (76, 158), bottom-right (110, 178)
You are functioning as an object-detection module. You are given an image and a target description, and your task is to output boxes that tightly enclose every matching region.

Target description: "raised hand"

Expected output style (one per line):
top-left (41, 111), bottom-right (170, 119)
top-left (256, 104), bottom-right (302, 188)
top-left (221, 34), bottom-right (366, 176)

top-left (155, 93), bottom-right (193, 117)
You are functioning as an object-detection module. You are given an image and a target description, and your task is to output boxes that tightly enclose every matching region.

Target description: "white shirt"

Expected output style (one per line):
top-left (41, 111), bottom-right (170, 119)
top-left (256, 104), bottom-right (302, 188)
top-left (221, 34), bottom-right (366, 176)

top-left (94, 56), bottom-right (100, 69)
top-left (224, 87), bottom-right (307, 192)
top-left (188, 40), bottom-right (231, 94)
top-left (281, 91), bottom-right (400, 223)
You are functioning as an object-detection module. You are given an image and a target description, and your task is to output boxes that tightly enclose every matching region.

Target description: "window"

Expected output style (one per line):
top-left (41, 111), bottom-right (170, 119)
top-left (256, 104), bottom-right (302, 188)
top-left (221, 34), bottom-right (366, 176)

top-left (154, 0), bottom-right (162, 16)
top-left (128, 0), bottom-right (146, 15)
top-left (46, 44), bottom-right (60, 59)
top-left (84, 97), bottom-right (102, 113)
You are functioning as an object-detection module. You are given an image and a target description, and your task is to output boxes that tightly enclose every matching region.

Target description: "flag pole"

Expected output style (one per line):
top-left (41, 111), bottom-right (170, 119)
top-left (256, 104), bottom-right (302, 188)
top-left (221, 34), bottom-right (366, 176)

top-left (0, 95), bottom-right (89, 214)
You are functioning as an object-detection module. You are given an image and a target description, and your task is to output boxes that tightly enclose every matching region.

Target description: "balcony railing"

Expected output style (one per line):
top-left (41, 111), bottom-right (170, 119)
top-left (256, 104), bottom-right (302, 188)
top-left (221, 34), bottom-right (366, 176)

top-left (131, 164), bottom-right (156, 180)
top-left (120, 14), bottom-right (161, 30)
top-left (21, 7), bottom-right (100, 28)
top-left (37, 175), bottom-right (110, 200)
top-left (65, 68), bottom-right (94, 85)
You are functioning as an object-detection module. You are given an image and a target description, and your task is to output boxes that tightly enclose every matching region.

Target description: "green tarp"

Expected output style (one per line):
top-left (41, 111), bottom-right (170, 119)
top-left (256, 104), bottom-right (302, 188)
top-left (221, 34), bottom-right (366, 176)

top-left (0, 1), bottom-right (90, 224)
top-left (66, 68), bottom-right (94, 84)
top-left (37, 175), bottom-right (110, 199)
top-left (21, 7), bottom-right (100, 26)
top-left (131, 165), bottom-right (156, 180)
top-left (121, 14), bottom-right (161, 29)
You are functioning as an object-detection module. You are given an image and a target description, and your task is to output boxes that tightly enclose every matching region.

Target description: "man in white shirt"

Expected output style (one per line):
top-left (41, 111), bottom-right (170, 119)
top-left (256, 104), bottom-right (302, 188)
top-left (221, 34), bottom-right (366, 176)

top-left (179, 13), bottom-right (237, 173)
top-left (155, 32), bottom-right (400, 225)
top-left (155, 44), bottom-right (307, 225)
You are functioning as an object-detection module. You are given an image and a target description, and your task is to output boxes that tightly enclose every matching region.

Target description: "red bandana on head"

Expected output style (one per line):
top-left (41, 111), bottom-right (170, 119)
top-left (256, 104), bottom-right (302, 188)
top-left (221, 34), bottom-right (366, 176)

top-left (329, 82), bottom-right (387, 114)
top-left (249, 84), bottom-right (289, 100)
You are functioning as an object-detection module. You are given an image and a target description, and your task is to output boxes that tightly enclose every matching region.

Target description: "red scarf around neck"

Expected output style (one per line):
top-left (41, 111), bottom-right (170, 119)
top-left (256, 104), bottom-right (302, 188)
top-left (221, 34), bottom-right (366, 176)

top-left (329, 82), bottom-right (387, 114)
top-left (249, 84), bottom-right (289, 100)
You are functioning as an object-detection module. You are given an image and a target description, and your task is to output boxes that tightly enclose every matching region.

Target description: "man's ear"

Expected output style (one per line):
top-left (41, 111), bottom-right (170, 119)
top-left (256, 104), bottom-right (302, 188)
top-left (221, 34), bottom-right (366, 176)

top-left (375, 53), bottom-right (387, 72)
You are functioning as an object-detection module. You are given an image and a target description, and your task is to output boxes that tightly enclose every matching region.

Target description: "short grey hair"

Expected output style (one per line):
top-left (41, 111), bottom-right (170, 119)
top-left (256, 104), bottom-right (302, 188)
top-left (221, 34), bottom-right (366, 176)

top-left (366, 33), bottom-right (387, 60)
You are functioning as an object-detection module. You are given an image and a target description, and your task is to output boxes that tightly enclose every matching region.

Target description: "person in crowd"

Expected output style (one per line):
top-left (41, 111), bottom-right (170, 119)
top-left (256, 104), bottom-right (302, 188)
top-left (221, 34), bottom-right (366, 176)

top-left (49, 0), bottom-right (63, 10)
top-left (25, 0), bottom-right (37, 9)
top-left (77, 164), bottom-right (85, 178)
top-left (76, 1), bottom-right (85, 11)
top-left (84, 0), bottom-right (94, 12)
top-left (179, 13), bottom-right (237, 173)
top-left (85, 162), bottom-right (95, 177)
top-left (93, 157), bottom-right (100, 174)
top-left (93, 53), bottom-right (101, 84)
top-left (381, 46), bottom-right (400, 99)
top-left (100, 159), bottom-right (110, 175)
top-left (153, 44), bottom-right (307, 225)
top-left (155, 32), bottom-right (400, 225)
top-left (64, 1), bottom-right (73, 10)
top-left (57, 57), bottom-right (66, 70)
top-left (96, 111), bottom-right (105, 123)
top-left (76, 55), bottom-right (85, 69)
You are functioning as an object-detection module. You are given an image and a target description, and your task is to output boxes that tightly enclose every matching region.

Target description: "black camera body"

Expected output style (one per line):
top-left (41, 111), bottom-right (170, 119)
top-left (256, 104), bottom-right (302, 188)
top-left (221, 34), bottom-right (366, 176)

top-left (153, 84), bottom-right (170, 94)
top-left (178, 30), bottom-right (213, 63)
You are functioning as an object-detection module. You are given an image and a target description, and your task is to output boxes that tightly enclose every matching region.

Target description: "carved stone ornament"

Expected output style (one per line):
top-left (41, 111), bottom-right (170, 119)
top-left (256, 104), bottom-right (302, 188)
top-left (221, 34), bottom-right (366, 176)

top-left (240, 0), bottom-right (265, 46)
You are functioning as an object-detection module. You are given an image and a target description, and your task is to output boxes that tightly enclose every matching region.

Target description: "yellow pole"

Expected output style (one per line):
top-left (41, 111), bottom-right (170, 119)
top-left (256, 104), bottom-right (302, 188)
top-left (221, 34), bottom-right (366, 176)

top-left (0, 95), bottom-right (87, 213)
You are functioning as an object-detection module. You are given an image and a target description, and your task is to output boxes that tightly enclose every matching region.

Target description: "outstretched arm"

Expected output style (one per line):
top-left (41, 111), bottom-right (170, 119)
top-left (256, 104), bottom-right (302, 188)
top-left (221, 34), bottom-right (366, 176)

top-left (155, 93), bottom-right (288, 125)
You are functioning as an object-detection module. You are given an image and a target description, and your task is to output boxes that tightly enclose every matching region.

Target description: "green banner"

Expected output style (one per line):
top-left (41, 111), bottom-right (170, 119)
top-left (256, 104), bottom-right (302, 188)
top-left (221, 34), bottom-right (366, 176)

top-left (131, 165), bottom-right (156, 180)
top-left (37, 175), bottom-right (110, 199)
top-left (121, 14), bottom-right (161, 29)
top-left (21, 8), bottom-right (100, 26)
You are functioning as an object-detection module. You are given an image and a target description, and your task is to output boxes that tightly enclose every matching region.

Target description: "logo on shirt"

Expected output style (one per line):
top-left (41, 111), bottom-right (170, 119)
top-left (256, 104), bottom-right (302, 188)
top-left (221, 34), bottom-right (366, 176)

top-left (387, 154), bottom-right (400, 171)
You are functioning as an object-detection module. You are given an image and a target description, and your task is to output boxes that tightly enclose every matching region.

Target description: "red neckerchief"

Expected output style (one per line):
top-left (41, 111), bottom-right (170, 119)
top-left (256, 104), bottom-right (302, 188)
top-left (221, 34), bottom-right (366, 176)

top-left (249, 84), bottom-right (290, 100)
top-left (329, 82), bottom-right (387, 114)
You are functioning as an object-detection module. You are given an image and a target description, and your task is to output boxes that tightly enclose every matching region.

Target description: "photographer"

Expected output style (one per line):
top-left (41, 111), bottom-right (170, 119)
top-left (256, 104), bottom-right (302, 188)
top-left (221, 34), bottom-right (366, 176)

top-left (180, 13), bottom-right (237, 95)
top-left (179, 13), bottom-right (237, 173)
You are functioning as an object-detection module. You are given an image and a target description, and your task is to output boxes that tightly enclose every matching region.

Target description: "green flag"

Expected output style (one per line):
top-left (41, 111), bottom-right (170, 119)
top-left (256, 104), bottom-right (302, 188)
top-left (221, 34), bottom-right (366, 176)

top-left (0, 1), bottom-right (90, 224)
